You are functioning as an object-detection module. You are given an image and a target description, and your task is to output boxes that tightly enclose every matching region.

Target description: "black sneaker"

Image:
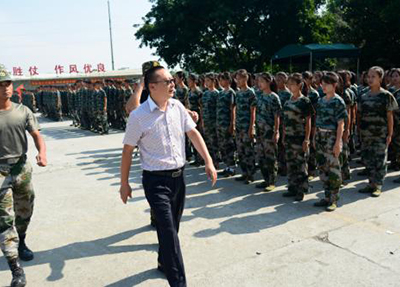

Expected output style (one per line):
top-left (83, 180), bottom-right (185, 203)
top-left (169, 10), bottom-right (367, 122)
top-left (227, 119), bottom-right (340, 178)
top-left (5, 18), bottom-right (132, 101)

top-left (255, 181), bottom-right (268, 189)
top-left (235, 175), bottom-right (247, 181)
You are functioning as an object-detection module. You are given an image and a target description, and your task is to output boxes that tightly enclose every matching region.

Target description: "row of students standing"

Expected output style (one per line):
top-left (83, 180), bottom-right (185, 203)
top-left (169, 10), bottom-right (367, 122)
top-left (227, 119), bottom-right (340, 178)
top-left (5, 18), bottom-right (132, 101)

top-left (173, 67), bottom-right (398, 212)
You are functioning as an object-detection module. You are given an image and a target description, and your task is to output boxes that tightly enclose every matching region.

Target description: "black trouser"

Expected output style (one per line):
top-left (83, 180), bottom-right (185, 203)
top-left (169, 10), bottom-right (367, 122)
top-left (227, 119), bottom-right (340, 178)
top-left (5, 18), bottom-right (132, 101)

top-left (142, 170), bottom-right (187, 287)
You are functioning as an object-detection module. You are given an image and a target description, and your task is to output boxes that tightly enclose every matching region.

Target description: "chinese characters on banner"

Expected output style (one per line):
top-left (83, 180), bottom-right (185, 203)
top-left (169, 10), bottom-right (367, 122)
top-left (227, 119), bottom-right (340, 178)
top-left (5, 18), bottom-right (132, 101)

top-left (12, 63), bottom-right (106, 76)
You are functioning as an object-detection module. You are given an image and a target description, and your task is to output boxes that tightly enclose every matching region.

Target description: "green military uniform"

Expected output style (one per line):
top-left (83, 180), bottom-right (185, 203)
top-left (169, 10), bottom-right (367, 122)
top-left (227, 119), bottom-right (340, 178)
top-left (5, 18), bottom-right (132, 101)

top-left (283, 95), bottom-right (314, 199)
top-left (252, 91), bottom-right (282, 188)
top-left (93, 88), bottom-right (109, 134)
top-left (339, 89), bottom-right (353, 182)
top-left (277, 89), bottom-right (292, 175)
top-left (188, 87), bottom-right (204, 164)
top-left (174, 86), bottom-right (189, 108)
top-left (315, 94), bottom-right (347, 209)
top-left (307, 87), bottom-right (321, 175)
top-left (200, 89), bottom-right (219, 165)
top-left (358, 88), bottom-right (398, 193)
top-left (235, 88), bottom-right (256, 179)
top-left (391, 88), bottom-right (400, 172)
top-left (216, 87), bottom-right (236, 169)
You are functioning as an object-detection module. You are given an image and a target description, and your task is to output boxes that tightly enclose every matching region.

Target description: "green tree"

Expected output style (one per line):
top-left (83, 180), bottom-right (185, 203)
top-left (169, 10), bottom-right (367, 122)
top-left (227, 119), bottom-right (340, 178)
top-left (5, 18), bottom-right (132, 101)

top-left (327, 0), bottom-right (400, 69)
top-left (135, 0), bottom-right (332, 73)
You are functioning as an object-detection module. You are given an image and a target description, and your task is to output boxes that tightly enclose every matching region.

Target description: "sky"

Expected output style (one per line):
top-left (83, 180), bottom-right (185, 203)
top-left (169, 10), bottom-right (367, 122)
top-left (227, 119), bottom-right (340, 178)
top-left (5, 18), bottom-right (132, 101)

top-left (0, 0), bottom-right (163, 75)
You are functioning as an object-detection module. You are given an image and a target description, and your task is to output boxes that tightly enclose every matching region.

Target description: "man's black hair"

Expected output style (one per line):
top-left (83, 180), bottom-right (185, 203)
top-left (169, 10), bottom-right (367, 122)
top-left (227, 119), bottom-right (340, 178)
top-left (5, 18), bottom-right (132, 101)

top-left (144, 66), bottom-right (165, 90)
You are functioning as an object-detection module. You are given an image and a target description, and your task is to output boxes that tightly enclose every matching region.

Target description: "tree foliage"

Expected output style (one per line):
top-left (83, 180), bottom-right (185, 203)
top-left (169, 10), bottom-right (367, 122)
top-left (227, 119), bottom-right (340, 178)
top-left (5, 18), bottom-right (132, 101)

top-left (135, 0), bottom-right (400, 72)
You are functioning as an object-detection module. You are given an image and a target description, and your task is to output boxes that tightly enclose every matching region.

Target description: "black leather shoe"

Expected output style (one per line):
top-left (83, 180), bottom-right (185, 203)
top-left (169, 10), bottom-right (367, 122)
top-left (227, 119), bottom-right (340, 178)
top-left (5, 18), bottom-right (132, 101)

top-left (7, 258), bottom-right (26, 287)
top-left (18, 234), bottom-right (34, 262)
top-left (235, 175), bottom-right (247, 181)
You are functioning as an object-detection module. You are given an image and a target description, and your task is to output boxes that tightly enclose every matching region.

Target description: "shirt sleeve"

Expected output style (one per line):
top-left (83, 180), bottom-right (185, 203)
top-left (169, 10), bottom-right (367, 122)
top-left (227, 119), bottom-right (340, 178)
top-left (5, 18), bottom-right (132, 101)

top-left (183, 104), bottom-right (197, 132)
top-left (335, 99), bottom-right (348, 123)
top-left (25, 108), bottom-right (40, 133)
top-left (123, 112), bottom-right (142, 147)
top-left (387, 92), bottom-right (398, 112)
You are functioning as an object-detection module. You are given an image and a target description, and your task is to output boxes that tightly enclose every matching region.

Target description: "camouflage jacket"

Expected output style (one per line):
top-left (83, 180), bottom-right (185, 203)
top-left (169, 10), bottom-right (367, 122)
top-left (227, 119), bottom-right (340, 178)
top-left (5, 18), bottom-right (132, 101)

top-left (315, 94), bottom-right (347, 130)
top-left (201, 89), bottom-right (219, 125)
top-left (216, 88), bottom-right (235, 128)
top-left (283, 95), bottom-right (314, 138)
top-left (188, 87), bottom-right (202, 114)
top-left (235, 88), bottom-right (256, 131)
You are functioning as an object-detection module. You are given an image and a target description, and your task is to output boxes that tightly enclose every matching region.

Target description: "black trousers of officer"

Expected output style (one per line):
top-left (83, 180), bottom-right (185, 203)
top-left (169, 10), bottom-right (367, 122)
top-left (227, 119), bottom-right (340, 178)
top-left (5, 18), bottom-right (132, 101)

top-left (142, 169), bottom-right (186, 287)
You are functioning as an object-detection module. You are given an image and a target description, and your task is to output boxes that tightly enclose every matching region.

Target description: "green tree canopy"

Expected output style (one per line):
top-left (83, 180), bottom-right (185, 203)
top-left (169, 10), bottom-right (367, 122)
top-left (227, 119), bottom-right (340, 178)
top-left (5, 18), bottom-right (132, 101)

top-left (135, 0), bottom-right (330, 72)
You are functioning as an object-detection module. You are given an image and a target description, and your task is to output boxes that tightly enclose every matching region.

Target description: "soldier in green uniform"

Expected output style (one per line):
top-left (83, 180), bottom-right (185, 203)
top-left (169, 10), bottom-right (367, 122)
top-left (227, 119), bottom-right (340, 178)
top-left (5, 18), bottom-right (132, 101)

top-left (93, 81), bottom-right (109, 134)
top-left (276, 72), bottom-right (292, 176)
top-left (358, 66), bottom-right (398, 196)
top-left (216, 72), bottom-right (236, 176)
top-left (200, 73), bottom-right (219, 168)
top-left (234, 69), bottom-right (256, 184)
top-left (282, 73), bottom-right (314, 201)
top-left (314, 72), bottom-right (347, 212)
top-left (0, 65), bottom-right (47, 287)
top-left (188, 74), bottom-right (204, 166)
top-left (251, 72), bottom-right (281, 191)
top-left (303, 71), bottom-right (320, 178)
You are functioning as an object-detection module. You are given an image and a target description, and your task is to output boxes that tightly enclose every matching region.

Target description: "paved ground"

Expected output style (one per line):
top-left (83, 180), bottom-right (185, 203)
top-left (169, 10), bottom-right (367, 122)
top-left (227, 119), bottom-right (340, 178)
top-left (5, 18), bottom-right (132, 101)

top-left (1, 115), bottom-right (400, 287)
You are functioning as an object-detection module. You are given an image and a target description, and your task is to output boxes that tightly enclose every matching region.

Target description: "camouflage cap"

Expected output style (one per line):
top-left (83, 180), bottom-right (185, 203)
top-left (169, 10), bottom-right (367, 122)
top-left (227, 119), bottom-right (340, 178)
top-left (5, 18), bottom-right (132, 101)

top-left (0, 65), bottom-right (12, 82)
top-left (142, 61), bottom-right (161, 75)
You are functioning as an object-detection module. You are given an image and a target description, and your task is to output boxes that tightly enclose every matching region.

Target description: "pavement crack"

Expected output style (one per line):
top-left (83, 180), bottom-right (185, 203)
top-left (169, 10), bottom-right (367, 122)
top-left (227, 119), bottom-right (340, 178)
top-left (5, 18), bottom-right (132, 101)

top-left (313, 232), bottom-right (394, 273)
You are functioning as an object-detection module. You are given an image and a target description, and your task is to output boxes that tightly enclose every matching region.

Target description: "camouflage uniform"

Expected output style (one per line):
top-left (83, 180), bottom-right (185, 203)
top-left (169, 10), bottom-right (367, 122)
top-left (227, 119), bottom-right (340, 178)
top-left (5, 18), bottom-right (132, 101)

top-left (94, 89), bottom-right (109, 134)
top-left (391, 89), bottom-right (400, 166)
top-left (235, 88), bottom-right (256, 177)
top-left (188, 87), bottom-right (203, 164)
top-left (216, 88), bottom-right (236, 167)
top-left (277, 89), bottom-right (292, 174)
top-left (0, 160), bottom-right (35, 260)
top-left (315, 95), bottom-right (347, 203)
top-left (359, 89), bottom-right (398, 190)
top-left (201, 89), bottom-right (219, 165)
top-left (307, 87), bottom-right (321, 175)
top-left (339, 89), bottom-right (354, 181)
top-left (283, 95), bottom-right (314, 195)
top-left (174, 86), bottom-right (189, 108)
top-left (252, 91), bottom-right (282, 185)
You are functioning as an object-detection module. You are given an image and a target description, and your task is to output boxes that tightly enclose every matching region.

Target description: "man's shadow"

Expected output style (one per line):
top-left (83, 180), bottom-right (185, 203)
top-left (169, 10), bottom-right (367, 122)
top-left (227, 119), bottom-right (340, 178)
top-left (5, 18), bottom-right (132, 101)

top-left (0, 225), bottom-right (160, 283)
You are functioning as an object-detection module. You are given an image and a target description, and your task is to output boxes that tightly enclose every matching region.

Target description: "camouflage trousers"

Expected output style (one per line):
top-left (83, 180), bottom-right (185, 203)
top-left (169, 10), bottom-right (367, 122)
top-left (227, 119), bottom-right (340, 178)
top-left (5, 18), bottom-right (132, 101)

top-left (203, 124), bottom-right (219, 165)
top-left (285, 137), bottom-right (309, 193)
top-left (95, 111), bottom-right (109, 134)
top-left (308, 142), bottom-right (317, 175)
top-left (340, 142), bottom-right (351, 181)
top-left (0, 161), bottom-right (35, 261)
top-left (216, 126), bottom-right (236, 167)
top-left (278, 126), bottom-right (286, 173)
top-left (255, 135), bottom-right (277, 185)
top-left (236, 130), bottom-right (255, 176)
top-left (391, 127), bottom-right (400, 164)
top-left (361, 139), bottom-right (388, 189)
top-left (316, 131), bottom-right (342, 202)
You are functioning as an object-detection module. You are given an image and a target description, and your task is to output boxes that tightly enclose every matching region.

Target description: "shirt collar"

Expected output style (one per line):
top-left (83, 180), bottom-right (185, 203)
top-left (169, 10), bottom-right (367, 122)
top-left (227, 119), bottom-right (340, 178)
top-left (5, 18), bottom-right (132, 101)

top-left (148, 96), bottom-right (175, 112)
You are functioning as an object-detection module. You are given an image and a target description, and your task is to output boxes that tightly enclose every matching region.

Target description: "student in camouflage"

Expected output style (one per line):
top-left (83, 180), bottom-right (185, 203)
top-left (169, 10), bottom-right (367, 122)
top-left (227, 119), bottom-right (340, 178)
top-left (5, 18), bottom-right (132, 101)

top-left (234, 69), bottom-right (256, 184)
top-left (282, 73), bottom-right (314, 201)
top-left (251, 72), bottom-right (281, 191)
top-left (216, 72), bottom-right (236, 177)
top-left (200, 73), bottom-right (219, 167)
top-left (338, 71), bottom-right (354, 183)
top-left (358, 66), bottom-right (398, 196)
top-left (276, 72), bottom-right (292, 176)
top-left (314, 72), bottom-right (347, 212)
top-left (0, 65), bottom-right (47, 287)
top-left (390, 69), bottom-right (400, 181)
top-left (187, 74), bottom-right (204, 166)
top-left (303, 71), bottom-right (320, 178)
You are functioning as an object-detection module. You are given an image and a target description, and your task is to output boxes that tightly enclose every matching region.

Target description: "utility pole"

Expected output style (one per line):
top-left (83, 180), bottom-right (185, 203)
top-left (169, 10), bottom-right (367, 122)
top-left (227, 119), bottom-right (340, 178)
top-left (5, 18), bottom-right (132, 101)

top-left (107, 0), bottom-right (115, 70)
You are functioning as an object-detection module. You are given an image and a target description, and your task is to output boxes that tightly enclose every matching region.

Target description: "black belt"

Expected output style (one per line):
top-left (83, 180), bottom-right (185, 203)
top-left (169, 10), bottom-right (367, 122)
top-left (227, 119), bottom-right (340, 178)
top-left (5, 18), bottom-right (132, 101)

top-left (143, 167), bottom-right (184, 178)
top-left (0, 155), bottom-right (27, 165)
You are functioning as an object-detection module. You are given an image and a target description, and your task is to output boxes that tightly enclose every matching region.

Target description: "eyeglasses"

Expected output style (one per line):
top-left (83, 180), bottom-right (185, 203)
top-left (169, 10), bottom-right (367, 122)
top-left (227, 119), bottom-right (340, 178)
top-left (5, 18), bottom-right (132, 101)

top-left (0, 81), bottom-right (12, 87)
top-left (150, 79), bottom-right (175, 86)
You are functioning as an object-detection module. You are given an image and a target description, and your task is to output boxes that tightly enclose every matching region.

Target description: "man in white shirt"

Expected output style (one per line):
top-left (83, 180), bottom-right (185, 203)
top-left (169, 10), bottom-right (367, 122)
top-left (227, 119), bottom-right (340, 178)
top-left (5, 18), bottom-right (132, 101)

top-left (120, 65), bottom-right (217, 287)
